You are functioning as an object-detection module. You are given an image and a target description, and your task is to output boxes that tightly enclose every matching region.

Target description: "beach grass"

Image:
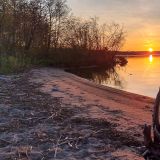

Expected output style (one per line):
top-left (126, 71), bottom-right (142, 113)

top-left (0, 55), bottom-right (32, 74)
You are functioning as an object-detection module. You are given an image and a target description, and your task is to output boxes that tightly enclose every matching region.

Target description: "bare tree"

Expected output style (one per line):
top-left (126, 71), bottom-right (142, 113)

top-left (63, 17), bottom-right (125, 52)
top-left (45, 0), bottom-right (69, 52)
top-left (0, 0), bottom-right (125, 59)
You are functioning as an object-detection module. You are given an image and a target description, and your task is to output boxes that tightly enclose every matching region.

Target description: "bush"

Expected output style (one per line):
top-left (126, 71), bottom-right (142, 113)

top-left (0, 55), bottom-right (31, 74)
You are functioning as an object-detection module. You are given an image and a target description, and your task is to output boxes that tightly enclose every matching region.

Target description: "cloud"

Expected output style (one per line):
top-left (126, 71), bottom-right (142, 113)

top-left (68, 0), bottom-right (160, 22)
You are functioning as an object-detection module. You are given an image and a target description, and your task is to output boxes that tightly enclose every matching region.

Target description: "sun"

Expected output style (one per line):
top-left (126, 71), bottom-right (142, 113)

top-left (149, 48), bottom-right (153, 52)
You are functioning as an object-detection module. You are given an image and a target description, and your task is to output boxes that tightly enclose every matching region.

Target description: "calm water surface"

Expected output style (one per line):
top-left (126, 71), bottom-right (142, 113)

top-left (70, 56), bottom-right (160, 98)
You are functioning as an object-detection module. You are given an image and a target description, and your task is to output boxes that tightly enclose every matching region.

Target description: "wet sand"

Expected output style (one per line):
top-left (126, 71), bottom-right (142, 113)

top-left (0, 68), bottom-right (154, 159)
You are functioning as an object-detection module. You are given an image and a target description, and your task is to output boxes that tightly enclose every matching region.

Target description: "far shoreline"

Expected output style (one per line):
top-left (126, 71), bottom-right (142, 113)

top-left (117, 51), bottom-right (160, 57)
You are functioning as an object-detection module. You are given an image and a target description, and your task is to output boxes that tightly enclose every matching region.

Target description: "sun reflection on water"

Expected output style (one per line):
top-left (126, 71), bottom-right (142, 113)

top-left (149, 55), bottom-right (153, 63)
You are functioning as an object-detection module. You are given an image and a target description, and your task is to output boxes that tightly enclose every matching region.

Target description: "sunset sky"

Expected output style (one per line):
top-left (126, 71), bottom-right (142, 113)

top-left (67, 0), bottom-right (160, 51)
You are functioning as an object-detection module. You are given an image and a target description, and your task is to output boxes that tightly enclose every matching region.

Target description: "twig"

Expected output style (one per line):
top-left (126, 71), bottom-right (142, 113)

top-left (54, 135), bottom-right (62, 159)
top-left (0, 138), bottom-right (11, 144)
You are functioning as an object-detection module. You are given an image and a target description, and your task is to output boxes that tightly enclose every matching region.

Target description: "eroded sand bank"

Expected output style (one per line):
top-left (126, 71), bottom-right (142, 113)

top-left (31, 68), bottom-right (154, 159)
top-left (0, 68), bottom-right (154, 159)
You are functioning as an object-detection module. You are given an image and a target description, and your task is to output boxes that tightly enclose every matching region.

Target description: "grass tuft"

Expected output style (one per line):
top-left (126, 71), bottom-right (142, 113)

top-left (0, 55), bottom-right (31, 74)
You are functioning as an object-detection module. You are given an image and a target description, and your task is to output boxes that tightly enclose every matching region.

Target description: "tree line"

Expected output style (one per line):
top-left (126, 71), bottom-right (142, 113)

top-left (0, 0), bottom-right (127, 72)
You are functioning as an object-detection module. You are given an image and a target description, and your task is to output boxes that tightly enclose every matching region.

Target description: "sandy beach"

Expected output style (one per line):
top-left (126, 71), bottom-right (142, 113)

top-left (0, 68), bottom-right (154, 159)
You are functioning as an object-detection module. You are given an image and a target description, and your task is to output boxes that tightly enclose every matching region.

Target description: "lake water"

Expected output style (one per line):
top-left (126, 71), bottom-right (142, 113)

top-left (69, 55), bottom-right (160, 98)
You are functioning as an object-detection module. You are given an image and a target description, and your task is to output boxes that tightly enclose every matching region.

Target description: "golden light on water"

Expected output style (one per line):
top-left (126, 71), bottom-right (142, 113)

top-left (149, 55), bottom-right (153, 63)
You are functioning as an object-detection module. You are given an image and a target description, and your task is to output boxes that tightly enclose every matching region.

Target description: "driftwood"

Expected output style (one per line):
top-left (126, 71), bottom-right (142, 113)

top-left (143, 89), bottom-right (160, 160)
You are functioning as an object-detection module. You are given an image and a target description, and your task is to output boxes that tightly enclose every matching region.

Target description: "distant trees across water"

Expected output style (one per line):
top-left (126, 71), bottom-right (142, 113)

top-left (0, 0), bottom-right (127, 73)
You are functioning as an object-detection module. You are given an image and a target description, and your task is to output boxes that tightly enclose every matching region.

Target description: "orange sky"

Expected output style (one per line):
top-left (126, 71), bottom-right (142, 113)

top-left (67, 0), bottom-right (160, 51)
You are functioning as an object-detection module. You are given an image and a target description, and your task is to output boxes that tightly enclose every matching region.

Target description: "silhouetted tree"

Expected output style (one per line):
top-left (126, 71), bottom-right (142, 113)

top-left (0, 0), bottom-right (125, 60)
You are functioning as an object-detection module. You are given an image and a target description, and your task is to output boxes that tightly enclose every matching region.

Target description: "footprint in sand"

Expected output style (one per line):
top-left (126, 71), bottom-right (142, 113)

top-left (94, 99), bottom-right (100, 103)
top-left (52, 88), bottom-right (59, 92)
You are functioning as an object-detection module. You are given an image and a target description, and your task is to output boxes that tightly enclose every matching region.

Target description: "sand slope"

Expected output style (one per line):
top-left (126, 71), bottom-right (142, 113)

top-left (30, 68), bottom-right (154, 159)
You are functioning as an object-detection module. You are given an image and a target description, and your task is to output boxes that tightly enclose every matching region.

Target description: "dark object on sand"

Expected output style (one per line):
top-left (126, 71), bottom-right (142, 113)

top-left (143, 89), bottom-right (160, 160)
